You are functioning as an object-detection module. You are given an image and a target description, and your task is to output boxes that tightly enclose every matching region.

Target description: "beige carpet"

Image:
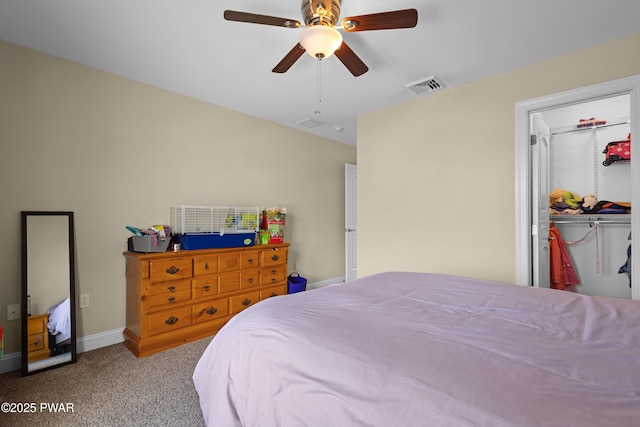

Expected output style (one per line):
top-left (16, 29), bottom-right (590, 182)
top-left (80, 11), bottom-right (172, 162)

top-left (0, 336), bottom-right (213, 426)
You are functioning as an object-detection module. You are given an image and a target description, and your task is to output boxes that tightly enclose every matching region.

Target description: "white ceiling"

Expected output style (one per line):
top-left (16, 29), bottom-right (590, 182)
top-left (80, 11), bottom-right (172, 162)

top-left (1, 0), bottom-right (639, 146)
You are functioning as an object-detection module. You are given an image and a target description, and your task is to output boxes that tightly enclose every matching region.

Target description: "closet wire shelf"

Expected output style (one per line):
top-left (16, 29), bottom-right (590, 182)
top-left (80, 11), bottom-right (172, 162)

top-left (549, 116), bottom-right (630, 135)
top-left (548, 115), bottom-right (631, 199)
top-left (550, 214), bottom-right (630, 225)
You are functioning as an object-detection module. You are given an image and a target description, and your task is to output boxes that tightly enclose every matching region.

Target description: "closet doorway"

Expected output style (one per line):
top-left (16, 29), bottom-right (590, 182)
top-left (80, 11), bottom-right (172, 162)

top-left (515, 75), bottom-right (640, 300)
top-left (345, 163), bottom-right (357, 281)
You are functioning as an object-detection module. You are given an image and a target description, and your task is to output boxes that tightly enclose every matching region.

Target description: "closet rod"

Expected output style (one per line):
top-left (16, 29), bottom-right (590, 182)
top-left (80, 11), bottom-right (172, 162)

top-left (551, 220), bottom-right (631, 225)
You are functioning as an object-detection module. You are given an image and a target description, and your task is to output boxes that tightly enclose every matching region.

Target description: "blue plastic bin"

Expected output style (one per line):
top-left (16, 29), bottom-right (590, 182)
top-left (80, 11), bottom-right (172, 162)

top-left (174, 232), bottom-right (255, 250)
top-left (287, 273), bottom-right (307, 294)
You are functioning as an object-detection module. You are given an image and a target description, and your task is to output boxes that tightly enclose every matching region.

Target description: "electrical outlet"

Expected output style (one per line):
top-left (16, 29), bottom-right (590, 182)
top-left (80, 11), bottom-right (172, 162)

top-left (7, 304), bottom-right (20, 321)
top-left (79, 294), bottom-right (90, 309)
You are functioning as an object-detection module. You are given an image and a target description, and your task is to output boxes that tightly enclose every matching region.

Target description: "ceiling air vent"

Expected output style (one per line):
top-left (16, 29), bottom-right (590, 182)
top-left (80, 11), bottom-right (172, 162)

top-left (297, 117), bottom-right (324, 128)
top-left (406, 75), bottom-right (446, 96)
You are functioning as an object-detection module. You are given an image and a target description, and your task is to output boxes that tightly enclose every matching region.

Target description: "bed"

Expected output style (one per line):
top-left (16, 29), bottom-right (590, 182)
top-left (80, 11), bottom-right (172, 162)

top-left (193, 272), bottom-right (640, 426)
top-left (46, 297), bottom-right (71, 355)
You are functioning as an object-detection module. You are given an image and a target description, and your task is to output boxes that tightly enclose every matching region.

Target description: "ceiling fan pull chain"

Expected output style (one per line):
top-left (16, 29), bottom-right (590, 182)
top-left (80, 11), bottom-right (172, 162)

top-left (315, 58), bottom-right (322, 115)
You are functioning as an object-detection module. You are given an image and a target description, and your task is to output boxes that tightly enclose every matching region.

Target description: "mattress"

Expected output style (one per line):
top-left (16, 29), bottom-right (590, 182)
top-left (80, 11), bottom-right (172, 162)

top-left (193, 272), bottom-right (640, 426)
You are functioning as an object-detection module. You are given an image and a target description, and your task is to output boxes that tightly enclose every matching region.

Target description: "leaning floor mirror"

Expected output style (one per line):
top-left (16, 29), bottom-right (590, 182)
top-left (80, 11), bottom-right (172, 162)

top-left (21, 211), bottom-right (77, 376)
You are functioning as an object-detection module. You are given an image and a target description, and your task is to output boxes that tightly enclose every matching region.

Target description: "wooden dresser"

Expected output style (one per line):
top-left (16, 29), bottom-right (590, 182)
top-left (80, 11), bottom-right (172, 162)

top-left (27, 313), bottom-right (50, 362)
top-left (123, 243), bottom-right (289, 357)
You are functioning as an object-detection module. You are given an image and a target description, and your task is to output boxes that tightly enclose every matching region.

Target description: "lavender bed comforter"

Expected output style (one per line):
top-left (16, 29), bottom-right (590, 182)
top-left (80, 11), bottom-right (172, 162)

top-left (193, 272), bottom-right (640, 426)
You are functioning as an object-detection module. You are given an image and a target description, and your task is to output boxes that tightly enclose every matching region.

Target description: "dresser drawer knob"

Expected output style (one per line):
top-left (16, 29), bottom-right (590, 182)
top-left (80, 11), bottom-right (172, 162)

top-left (168, 297), bottom-right (176, 304)
top-left (206, 307), bottom-right (218, 315)
top-left (166, 266), bottom-right (179, 275)
top-left (271, 269), bottom-right (276, 274)
top-left (248, 278), bottom-right (254, 284)
top-left (165, 316), bottom-right (178, 325)
top-left (203, 285), bottom-right (210, 292)
top-left (167, 286), bottom-right (176, 292)
top-left (248, 258), bottom-right (254, 264)
top-left (271, 254), bottom-right (280, 261)
top-left (271, 278), bottom-right (276, 282)
top-left (269, 292), bottom-right (278, 298)
top-left (241, 298), bottom-right (251, 306)
top-left (204, 262), bottom-right (210, 270)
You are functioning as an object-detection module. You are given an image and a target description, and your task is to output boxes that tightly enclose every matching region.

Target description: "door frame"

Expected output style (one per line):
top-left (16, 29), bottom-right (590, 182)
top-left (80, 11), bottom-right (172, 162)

top-left (345, 163), bottom-right (357, 281)
top-left (515, 74), bottom-right (640, 299)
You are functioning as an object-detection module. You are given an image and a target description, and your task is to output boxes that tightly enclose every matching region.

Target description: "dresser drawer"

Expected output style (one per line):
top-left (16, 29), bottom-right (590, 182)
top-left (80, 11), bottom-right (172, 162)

top-left (261, 248), bottom-right (287, 267)
top-left (193, 276), bottom-right (219, 299)
top-left (219, 252), bottom-right (240, 272)
top-left (229, 291), bottom-right (260, 315)
top-left (241, 250), bottom-right (260, 269)
top-left (28, 333), bottom-right (46, 351)
top-left (193, 255), bottom-right (218, 276)
top-left (261, 284), bottom-right (286, 300)
top-left (27, 315), bottom-right (47, 335)
top-left (219, 271), bottom-right (241, 293)
top-left (148, 278), bottom-right (191, 297)
top-left (149, 258), bottom-right (192, 282)
top-left (240, 269), bottom-right (260, 289)
top-left (261, 265), bottom-right (286, 285)
top-left (148, 306), bottom-right (193, 336)
top-left (193, 298), bottom-right (229, 324)
top-left (141, 260), bottom-right (150, 279)
top-left (148, 288), bottom-right (192, 309)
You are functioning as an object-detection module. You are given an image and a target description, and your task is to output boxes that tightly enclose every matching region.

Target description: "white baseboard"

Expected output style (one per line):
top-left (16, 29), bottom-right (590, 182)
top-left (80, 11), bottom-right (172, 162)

top-left (306, 275), bottom-right (345, 290)
top-left (77, 327), bottom-right (125, 353)
top-left (0, 327), bottom-right (124, 375)
top-left (0, 352), bottom-right (21, 375)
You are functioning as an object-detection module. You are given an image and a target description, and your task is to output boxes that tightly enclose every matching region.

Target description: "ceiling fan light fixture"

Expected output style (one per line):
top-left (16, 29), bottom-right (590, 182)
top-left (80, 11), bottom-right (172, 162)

top-left (299, 25), bottom-right (343, 59)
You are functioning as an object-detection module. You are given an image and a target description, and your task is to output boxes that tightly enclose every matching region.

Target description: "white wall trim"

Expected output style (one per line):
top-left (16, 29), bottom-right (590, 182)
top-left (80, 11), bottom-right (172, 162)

top-left (0, 352), bottom-right (21, 375)
top-left (77, 327), bottom-right (125, 353)
top-left (515, 74), bottom-right (640, 298)
top-left (0, 327), bottom-right (124, 374)
top-left (306, 275), bottom-right (345, 290)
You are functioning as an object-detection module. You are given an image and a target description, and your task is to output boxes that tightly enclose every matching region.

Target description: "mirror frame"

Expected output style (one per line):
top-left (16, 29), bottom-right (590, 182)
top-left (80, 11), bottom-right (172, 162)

top-left (21, 211), bottom-right (77, 376)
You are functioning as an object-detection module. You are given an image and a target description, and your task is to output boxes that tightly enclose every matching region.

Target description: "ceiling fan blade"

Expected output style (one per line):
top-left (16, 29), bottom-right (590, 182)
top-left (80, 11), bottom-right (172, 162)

top-left (272, 44), bottom-right (306, 74)
top-left (341, 9), bottom-right (418, 32)
top-left (334, 42), bottom-right (369, 77)
top-left (224, 10), bottom-right (301, 28)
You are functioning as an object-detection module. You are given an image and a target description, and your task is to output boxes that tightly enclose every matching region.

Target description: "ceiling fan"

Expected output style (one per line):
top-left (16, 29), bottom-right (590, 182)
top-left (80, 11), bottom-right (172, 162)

top-left (224, 0), bottom-right (418, 77)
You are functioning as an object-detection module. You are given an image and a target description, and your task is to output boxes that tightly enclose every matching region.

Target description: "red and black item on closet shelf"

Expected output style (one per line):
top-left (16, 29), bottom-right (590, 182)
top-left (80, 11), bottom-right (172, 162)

top-left (603, 133), bottom-right (631, 166)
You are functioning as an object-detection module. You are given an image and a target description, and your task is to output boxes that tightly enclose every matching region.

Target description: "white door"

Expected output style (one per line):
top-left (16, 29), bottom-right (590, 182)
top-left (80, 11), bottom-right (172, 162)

top-left (345, 163), bottom-right (357, 281)
top-left (530, 117), bottom-right (551, 288)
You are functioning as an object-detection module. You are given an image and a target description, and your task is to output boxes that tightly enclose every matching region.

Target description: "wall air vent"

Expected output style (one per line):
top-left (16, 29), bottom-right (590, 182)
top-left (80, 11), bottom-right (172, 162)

top-left (406, 75), bottom-right (446, 96)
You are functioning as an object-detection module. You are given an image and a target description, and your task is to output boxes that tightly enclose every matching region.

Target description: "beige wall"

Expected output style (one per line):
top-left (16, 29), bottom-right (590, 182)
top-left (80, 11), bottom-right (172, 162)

top-left (358, 33), bottom-right (640, 283)
top-left (0, 41), bottom-right (356, 354)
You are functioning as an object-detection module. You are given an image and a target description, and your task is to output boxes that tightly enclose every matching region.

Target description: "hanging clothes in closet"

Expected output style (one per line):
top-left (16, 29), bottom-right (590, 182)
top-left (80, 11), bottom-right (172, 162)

top-left (549, 222), bottom-right (578, 291)
top-left (535, 98), bottom-right (633, 299)
top-left (618, 232), bottom-right (632, 288)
